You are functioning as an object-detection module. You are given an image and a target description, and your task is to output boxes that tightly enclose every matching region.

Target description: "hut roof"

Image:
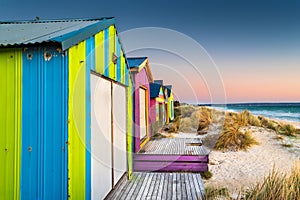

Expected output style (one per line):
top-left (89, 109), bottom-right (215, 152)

top-left (128, 57), bottom-right (154, 83)
top-left (0, 17), bottom-right (115, 50)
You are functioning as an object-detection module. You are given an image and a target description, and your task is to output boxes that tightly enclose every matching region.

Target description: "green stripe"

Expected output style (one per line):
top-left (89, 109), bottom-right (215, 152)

top-left (0, 48), bottom-right (21, 200)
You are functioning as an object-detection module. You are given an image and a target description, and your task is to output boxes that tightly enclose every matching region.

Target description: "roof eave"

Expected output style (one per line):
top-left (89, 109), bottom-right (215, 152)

top-left (53, 18), bottom-right (115, 51)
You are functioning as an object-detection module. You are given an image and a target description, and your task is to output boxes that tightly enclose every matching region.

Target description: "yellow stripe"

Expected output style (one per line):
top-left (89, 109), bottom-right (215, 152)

top-left (95, 31), bottom-right (104, 74)
top-left (68, 41), bottom-right (86, 199)
top-left (108, 25), bottom-right (116, 80)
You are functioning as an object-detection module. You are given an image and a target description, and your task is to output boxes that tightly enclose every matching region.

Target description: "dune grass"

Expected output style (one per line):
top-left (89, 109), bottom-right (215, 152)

top-left (205, 162), bottom-right (300, 200)
top-left (204, 186), bottom-right (231, 199)
top-left (215, 123), bottom-right (258, 151)
top-left (197, 107), bottom-right (212, 134)
top-left (200, 171), bottom-right (213, 180)
top-left (244, 162), bottom-right (300, 200)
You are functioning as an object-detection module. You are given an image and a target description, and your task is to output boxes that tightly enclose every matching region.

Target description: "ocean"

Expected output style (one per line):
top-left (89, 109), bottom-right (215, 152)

top-left (210, 103), bottom-right (300, 123)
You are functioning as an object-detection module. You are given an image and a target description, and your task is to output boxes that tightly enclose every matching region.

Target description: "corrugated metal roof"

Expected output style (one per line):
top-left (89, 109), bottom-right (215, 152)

top-left (127, 57), bottom-right (148, 68)
top-left (150, 83), bottom-right (162, 98)
top-left (154, 80), bottom-right (163, 85)
top-left (165, 85), bottom-right (172, 97)
top-left (0, 18), bottom-right (115, 50)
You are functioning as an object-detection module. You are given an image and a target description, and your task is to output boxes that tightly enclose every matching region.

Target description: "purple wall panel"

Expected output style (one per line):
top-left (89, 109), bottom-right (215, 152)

top-left (132, 68), bottom-right (151, 152)
top-left (133, 154), bottom-right (209, 172)
top-left (149, 99), bottom-right (156, 124)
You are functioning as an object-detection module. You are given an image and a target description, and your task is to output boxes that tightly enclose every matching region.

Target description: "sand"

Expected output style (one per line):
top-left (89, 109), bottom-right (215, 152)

top-left (204, 126), bottom-right (300, 197)
top-left (172, 121), bottom-right (300, 197)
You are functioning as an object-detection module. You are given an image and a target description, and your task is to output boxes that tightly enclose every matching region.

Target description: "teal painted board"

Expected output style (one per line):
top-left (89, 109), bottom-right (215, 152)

top-left (86, 37), bottom-right (93, 200)
top-left (21, 46), bottom-right (67, 200)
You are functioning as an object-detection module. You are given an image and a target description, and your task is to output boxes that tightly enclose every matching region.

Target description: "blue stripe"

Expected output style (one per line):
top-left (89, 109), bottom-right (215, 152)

top-left (104, 28), bottom-right (109, 77)
top-left (85, 38), bottom-right (92, 200)
top-left (86, 36), bottom-right (95, 71)
top-left (21, 47), bottom-right (67, 200)
top-left (63, 51), bottom-right (68, 200)
top-left (125, 63), bottom-right (128, 86)
top-left (116, 38), bottom-right (121, 82)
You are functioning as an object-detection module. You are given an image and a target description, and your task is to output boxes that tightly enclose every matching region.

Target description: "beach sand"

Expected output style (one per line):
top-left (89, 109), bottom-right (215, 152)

top-left (203, 126), bottom-right (300, 197)
top-left (171, 119), bottom-right (300, 198)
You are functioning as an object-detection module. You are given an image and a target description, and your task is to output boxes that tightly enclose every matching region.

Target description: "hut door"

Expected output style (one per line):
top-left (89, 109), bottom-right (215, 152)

top-left (91, 74), bottom-right (112, 199)
top-left (159, 103), bottom-right (164, 124)
top-left (91, 74), bottom-right (127, 198)
top-left (112, 83), bottom-right (127, 186)
top-left (139, 88), bottom-right (147, 140)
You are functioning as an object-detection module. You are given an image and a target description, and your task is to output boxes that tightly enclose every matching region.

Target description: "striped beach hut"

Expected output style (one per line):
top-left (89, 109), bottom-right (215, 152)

top-left (128, 57), bottom-right (154, 152)
top-left (0, 18), bottom-right (134, 200)
top-left (165, 85), bottom-right (175, 123)
top-left (149, 80), bottom-right (166, 133)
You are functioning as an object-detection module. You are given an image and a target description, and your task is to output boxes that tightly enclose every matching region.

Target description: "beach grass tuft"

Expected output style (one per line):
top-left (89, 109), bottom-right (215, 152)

top-left (215, 123), bottom-right (259, 151)
top-left (200, 171), bottom-right (213, 180)
top-left (243, 162), bottom-right (300, 200)
top-left (204, 186), bottom-right (231, 199)
top-left (277, 123), bottom-right (297, 137)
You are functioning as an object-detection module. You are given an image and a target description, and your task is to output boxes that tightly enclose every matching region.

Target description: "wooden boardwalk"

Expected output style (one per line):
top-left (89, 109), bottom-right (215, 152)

top-left (106, 172), bottom-right (205, 200)
top-left (133, 138), bottom-right (209, 172)
top-left (140, 138), bottom-right (209, 155)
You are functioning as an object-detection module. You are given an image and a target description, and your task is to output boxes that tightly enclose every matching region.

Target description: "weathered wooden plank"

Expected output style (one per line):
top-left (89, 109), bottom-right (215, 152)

top-left (180, 173), bottom-right (187, 200)
top-left (166, 173), bottom-right (173, 200)
top-left (139, 138), bottom-right (209, 155)
top-left (171, 173), bottom-right (177, 200)
top-left (187, 173), bottom-right (198, 200)
top-left (123, 172), bottom-right (143, 199)
top-left (134, 161), bottom-right (208, 172)
top-left (117, 174), bottom-right (137, 199)
top-left (134, 154), bottom-right (208, 162)
top-left (146, 173), bottom-right (157, 199)
top-left (192, 173), bottom-right (202, 199)
top-left (140, 173), bottom-right (154, 199)
top-left (135, 173), bottom-right (151, 199)
top-left (184, 173), bottom-right (193, 200)
top-left (176, 173), bottom-right (182, 200)
top-left (130, 172), bottom-right (147, 198)
top-left (106, 172), bottom-right (206, 200)
top-left (151, 173), bottom-right (161, 200)
top-left (162, 172), bottom-right (169, 200)
top-left (195, 173), bottom-right (205, 199)
top-left (105, 173), bottom-right (129, 199)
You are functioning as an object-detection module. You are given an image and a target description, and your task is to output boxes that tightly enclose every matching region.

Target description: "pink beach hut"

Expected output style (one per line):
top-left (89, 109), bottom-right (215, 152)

top-left (128, 57), bottom-right (154, 152)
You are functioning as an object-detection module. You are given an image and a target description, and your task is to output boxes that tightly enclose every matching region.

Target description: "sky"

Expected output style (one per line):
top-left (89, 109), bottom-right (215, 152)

top-left (1, 0), bottom-right (299, 103)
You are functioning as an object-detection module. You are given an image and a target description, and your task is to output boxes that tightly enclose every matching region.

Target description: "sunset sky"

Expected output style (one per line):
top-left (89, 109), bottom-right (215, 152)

top-left (1, 0), bottom-right (299, 103)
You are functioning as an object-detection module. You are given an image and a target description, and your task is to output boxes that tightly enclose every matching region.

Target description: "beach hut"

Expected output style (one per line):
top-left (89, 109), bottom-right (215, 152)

top-left (165, 85), bottom-right (175, 122)
top-left (128, 57), bottom-right (154, 152)
top-left (0, 18), bottom-right (134, 200)
top-left (149, 80), bottom-right (166, 132)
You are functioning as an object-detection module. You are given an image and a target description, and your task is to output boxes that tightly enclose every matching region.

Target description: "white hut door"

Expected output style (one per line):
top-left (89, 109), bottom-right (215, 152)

top-left (139, 88), bottom-right (147, 140)
top-left (112, 83), bottom-right (127, 186)
top-left (90, 74), bottom-right (112, 200)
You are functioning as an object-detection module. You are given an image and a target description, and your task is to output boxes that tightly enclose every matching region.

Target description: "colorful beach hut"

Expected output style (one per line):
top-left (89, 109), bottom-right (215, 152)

top-left (0, 18), bottom-right (134, 200)
top-left (128, 57), bottom-right (154, 152)
top-left (165, 85), bottom-right (175, 122)
top-left (149, 80), bottom-right (166, 133)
